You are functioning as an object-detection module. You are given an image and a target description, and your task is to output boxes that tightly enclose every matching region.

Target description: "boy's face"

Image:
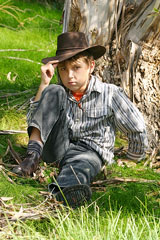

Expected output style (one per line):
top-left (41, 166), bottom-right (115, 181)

top-left (58, 58), bottom-right (95, 93)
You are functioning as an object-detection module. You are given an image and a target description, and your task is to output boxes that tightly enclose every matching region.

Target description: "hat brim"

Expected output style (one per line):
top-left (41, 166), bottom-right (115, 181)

top-left (41, 45), bottom-right (106, 64)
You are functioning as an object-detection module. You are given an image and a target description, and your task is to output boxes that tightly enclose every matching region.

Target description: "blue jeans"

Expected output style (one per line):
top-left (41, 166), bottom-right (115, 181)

top-left (28, 84), bottom-right (102, 188)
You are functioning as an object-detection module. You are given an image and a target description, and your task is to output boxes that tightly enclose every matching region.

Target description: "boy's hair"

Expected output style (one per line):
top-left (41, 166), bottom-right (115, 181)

top-left (68, 51), bottom-right (94, 66)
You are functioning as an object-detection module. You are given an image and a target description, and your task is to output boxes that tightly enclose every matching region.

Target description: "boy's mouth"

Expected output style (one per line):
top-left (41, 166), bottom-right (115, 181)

top-left (68, 81), bottom-right (76, 85)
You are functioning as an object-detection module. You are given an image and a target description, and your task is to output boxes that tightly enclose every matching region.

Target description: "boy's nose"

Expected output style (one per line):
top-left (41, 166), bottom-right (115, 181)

top-left (68, 69), bottom-right (74, 78)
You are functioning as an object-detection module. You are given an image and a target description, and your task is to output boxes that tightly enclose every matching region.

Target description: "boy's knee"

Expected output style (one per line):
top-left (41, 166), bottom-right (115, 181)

top-left (44, 84), bottom-right (65, 94)
top-left (42, 84), bottom-right (66, 101)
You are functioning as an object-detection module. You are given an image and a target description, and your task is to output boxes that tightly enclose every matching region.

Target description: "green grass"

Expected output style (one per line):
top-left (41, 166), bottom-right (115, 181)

top-left (0, 0), bottom-right (62, 91)
top-left (0, 1), bottom-right (160, 239)
top-left (1, 203), bottom-right (160, 239)
top-left (0, 0), bottom-right (63, 154)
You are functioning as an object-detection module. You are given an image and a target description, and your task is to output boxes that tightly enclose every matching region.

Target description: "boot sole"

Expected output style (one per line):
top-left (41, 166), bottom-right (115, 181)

top-left (55, 184), bottom-right (92, 208)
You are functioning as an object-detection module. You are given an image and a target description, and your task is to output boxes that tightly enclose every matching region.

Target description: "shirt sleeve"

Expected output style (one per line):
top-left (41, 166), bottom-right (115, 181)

top-left (26, 97), bottom-right (39, 126)
top-left (112, 86), bottom-right (148, 161)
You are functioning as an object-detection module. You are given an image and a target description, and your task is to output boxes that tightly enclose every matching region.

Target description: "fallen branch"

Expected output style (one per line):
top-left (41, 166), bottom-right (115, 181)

top-left (144, 146), bottom-right (160, 168)
top-left (0, 162), bottom-right (18, 168)
top-left (0, 130), bottom-right (27, 135)
top-left (91, 177), bottom-right (158, 186)
top-left (1, 169), bottom-right (15, 185)
top-left (2, 56), bottom-right (41, 65)
top-left (17, 99), bottom-right (30, 111)
top-left (0, 49), bottom-right (44, 52)
top-left (8, 139), bottom-right (22, 164)
top-left (0, 89), bottom-right (33, 98)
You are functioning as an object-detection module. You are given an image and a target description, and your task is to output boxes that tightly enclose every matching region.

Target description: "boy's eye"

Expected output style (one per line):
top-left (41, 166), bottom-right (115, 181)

top-left (74, 65), bottom-right (80, 70)
top-left (59, 67), bottom-right (65, 71)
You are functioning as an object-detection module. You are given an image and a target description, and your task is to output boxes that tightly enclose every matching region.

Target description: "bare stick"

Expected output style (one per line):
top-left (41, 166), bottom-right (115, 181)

top-left (0, 49), bottom-right (44, 52)
top-left (0, 162), bottom-right (18, 168)
top-left (8, 139), bottom-right (22, 164)
top-left (17, 99), bottom-right (30, 111)
top-left (2, 56), bottom-right (41, 65)
top-left (0, 89), bottom-right (33, 98)
top-left (91, 177), bottom-right (158, 186)
top-left (1, 169), bottom-right (15, 184)
top-left (70, 165), bottom-right (81, 184)
top-left (0, 130), bottom-right (27, 135)
top-left (144, 146), bottom-right (159, 167)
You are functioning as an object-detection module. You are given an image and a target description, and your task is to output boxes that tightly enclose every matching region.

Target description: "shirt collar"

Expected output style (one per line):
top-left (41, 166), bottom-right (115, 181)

top-left (86, 75), bottom-right (102, 94)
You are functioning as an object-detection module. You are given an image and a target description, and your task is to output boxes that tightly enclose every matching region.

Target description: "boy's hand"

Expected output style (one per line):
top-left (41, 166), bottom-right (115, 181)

top-left (12, 151), bottom-right (40, 176)
top-left (34, 61), bottom-right (58, 102)
top-left (41, 61), bottom-right (58, 86)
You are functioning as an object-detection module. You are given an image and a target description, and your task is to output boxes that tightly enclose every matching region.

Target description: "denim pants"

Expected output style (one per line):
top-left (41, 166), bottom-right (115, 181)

top-left (28, 84), bottom-right (102, 188)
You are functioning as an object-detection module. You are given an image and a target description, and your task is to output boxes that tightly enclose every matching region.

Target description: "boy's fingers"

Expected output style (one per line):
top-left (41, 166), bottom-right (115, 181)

top-left (47, 60), bottom-right (59, 65)
top-left (44, 62), bottom-right (58, 71)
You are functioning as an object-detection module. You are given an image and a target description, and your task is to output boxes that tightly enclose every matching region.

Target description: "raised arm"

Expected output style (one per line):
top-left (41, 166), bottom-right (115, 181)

top-left (34, 61), bottom-right (58, 101)
top-left (27, 61), bottom-right (58, 125)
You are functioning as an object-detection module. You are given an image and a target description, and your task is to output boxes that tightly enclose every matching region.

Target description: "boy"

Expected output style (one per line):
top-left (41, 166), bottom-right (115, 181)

top-left (13, 32), bottom-right (148, 208)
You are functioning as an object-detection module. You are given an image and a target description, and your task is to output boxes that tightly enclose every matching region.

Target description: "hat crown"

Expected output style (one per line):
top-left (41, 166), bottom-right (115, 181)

top-left (42, 32), bottom-right (106, 64)
top-left (56, 32), bottom-right (89, 54)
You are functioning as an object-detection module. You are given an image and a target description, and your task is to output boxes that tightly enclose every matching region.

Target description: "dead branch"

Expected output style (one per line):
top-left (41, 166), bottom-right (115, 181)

top-left (17, 99), bottom-right (30, 111)
top-left (2, 56), bottom-right (41, 65)
top-left (2, 145), bottom-right (10, 157)
top-left (7, 139), bottom-right (22, 164)
top-left (91, 177), bottom-right (158, 186)
top-left (0, 49), bottom-right (44, 52)
top-left (0, 162), bottom-right (18, 168)
top-left (1, 169), bottom-right (15, 185)
top-left (0, 130), bottom-right (27, 135)
top-left (0, 89), bottom-right (33, 98)
top-left (144, 146), bottom-right (160, 167)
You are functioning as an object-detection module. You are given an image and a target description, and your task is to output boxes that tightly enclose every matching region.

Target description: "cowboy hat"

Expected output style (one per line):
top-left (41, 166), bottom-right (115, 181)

top-left (42, 32), bottom-right (106, 64)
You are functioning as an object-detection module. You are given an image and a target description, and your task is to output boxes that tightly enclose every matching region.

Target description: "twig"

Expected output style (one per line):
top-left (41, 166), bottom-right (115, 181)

top-left (0, 130), bottom-right (27, 135)
top-left (8, 139), bottom-right (22, 164)
top-left (2, 56), bottom-right (41, 65)
top-left (0, 23), bottom-right (18, 31)
top-left (0, 162), bottom-right (18, 168)
top-left (70, 165), bottom-right (81, 184)
top-left (3, 145), bottom-right (10, 157)
top-left (1, 169), bottom-right (15, 184)
top-left (17, 99), bottom-right (30, 111)
top-left (91, 177), bottom-right (158, 186)
top-left (0, 49), bottom-right (44, 52)
top-left (144, 146), bottom-right (160, 167)
top-left (101, 165), bottom-right (107, 180)
top-left (0, 89), bottom-right (33, 98)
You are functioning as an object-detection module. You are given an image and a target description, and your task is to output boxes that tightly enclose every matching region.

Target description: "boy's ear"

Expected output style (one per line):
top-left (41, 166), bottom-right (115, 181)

top-left (90, 60), bottom-right (95, 73)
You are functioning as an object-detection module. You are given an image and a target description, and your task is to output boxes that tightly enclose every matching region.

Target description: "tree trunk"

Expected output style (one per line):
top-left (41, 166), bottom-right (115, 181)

top-left (63, 0), bottom-right (160, 149)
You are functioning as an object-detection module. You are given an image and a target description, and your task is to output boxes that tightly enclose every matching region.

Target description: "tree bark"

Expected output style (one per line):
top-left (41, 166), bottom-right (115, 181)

top-left (63, 0), bottom-right (160, 149)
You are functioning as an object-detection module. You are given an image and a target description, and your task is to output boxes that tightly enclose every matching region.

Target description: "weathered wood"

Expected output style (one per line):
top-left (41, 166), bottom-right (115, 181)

top-left (63, 0), bottom-right (123, 45)
top-left (63, 0), bottom-right (160, 148)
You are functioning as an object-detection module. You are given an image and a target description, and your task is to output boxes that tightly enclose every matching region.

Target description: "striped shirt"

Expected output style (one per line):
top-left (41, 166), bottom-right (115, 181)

top-left (27, 75), bottom-right (148, 164)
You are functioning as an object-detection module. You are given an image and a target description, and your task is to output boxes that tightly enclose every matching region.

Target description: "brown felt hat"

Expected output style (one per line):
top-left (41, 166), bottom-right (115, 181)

top-left (42, 32), bottom-right (106, 64)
